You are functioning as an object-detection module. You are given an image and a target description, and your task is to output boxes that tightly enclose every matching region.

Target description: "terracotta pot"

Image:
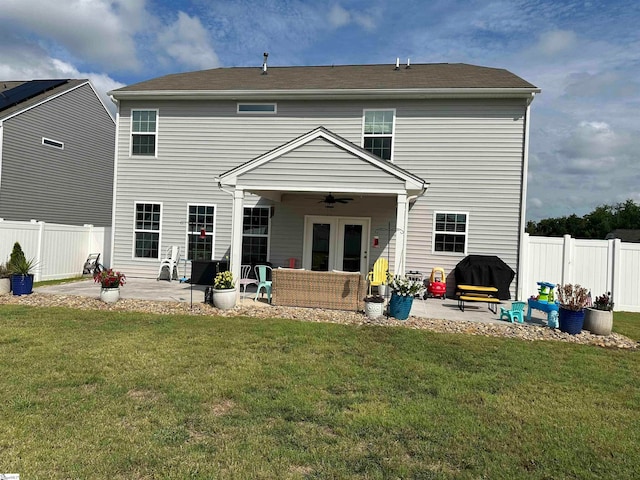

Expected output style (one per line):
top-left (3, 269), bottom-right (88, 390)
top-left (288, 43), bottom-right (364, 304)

top-left (212, 288), bottom-right (236, 310)
top-left (584, 308), bottom-right (613, 336)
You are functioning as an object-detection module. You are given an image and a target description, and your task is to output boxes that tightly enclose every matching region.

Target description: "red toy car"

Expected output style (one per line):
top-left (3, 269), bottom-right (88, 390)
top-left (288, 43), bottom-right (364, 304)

top-left (427, 267), bottom-right (447, 299)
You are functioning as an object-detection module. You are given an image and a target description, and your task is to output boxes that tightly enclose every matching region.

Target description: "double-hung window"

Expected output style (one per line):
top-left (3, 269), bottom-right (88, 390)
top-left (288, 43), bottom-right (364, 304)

top-left (131, 109), bottom-right (157, 156)
top-left (363, 109), bottom-right (395, 161)
top-left (187, 205), bottom-right (216, 260)
top-left (134, 203), bottom-right (161, 258)
top-left (433, 212), bottom-right (468, 254)
top-left (242, 207), bottom-right (270, 264)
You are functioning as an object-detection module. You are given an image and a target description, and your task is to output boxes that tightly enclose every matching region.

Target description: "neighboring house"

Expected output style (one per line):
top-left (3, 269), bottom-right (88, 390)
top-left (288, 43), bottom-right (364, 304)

top-left (0, 79), bottom-right (115, 226)
top-left (605, 229), bottom-right (640, 243)
top-left (109, 62), bottom-right (539, 296)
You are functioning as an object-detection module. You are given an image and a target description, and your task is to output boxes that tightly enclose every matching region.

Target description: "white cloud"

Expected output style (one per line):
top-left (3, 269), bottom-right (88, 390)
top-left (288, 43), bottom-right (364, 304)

top-left (328, 5), bottom-right (351, 28)
top-left (327, 3), bottom-right (376, 31)
top-left (157, 12), bottom-right (220, 70)
top-left (535, 29), bottom-right (578, 56)
top-left (0, 0), bottom-right (144, 71)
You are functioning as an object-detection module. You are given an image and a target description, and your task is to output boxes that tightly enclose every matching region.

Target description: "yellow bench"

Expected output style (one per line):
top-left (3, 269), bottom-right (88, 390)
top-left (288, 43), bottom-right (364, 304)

top-left (456, 285), bottom-right (500, 313)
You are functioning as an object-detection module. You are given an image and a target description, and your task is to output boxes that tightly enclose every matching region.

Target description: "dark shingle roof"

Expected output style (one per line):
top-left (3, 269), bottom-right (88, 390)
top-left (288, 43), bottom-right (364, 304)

top-left (113, 63), bottom-right (538, 94)
top-left (0, 79), bottom-right (87, 119)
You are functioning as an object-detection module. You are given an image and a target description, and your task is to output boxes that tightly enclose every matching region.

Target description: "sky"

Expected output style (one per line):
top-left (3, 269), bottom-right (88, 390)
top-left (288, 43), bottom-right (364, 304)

top-left (1, 0), bottom-right (639, 222)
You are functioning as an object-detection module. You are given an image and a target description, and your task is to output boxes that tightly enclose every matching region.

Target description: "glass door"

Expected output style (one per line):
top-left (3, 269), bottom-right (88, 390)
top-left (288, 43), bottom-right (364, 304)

top-left (303, 216), bottom-right (370, 274)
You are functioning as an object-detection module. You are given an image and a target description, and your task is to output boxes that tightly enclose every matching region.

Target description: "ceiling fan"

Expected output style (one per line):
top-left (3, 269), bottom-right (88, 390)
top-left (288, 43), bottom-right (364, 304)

top-left (319, 193), bottom-right (354, 208)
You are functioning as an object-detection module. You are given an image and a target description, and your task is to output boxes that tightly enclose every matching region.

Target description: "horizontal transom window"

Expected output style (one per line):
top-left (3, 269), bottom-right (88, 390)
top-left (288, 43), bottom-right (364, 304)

top-left (42, 137), bottom-right (64, 149)
top-left (237, 103), bottom-right (277, 114)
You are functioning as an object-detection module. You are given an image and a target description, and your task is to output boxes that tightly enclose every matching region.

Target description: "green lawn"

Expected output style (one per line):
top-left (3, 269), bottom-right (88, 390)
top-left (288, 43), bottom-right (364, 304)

top-left (0, 306), bottom-right (638, 479)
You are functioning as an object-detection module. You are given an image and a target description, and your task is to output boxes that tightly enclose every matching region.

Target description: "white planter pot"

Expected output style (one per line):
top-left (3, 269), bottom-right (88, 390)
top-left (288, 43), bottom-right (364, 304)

top-left (100, 287), bottom-right (120, 303)
top-left (0, 277), bottom-right (10, 295)
top-left (364, 300), bottom-right (385, 319)
top-left (584, 308), bottom-right (613, 336)
top-left (212, 288), bottom-right (237, 310)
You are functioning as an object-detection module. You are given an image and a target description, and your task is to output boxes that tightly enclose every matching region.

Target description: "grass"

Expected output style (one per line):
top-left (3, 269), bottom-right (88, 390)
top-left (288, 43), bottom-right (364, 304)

top-left (0, 306), bottom-right (638, 479)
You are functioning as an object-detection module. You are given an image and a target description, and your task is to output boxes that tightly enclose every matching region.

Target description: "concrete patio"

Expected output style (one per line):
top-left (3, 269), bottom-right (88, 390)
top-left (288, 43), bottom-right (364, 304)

top-left (34, 277), bottom-right (548, 326)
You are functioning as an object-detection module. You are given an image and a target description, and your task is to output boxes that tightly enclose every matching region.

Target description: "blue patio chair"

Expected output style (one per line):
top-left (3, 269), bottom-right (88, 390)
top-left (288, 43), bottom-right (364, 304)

top-left (254, 265), bottom-right (272, 303)
top-left (499, 301), bottom-right (526, 323)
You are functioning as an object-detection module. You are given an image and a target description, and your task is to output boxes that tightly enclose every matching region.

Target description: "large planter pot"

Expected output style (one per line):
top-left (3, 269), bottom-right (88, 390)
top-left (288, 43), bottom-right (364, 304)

top-left (364, 300), bottom-right (384, 319)
top-left (389, 293), bottom-right (413, 321)
top-left (100, 286), bottom-right (120, 303)
top-left (0, 277), bottom-right (10, 295)
top-left (212, 288), bottom-right (236, 310)
top-left (11, 274), bottom-right (34, 296)
top-left (558, 306), bottom-right (585, 335)
top-left (584, 308), bottom-right (613, 336)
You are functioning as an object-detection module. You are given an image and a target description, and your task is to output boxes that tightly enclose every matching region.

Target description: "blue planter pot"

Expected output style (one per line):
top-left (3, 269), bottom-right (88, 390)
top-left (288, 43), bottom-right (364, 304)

top-left (11, 274), bottom-right (34, 296)
top-left (389, 293), bottom-right (413, 320)
top-left (558, 307), bottom-right (585, 335)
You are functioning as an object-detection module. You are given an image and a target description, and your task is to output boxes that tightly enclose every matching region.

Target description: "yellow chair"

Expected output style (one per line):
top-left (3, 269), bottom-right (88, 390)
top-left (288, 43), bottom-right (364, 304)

top-left (367, 258), bottom-right (390, 295)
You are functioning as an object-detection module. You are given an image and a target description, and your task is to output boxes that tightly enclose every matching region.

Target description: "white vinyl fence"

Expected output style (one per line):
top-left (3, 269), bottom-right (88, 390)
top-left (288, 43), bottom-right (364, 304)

top-left (519, 233), bottom-right (640, 312)
top-left (0, 219), bottom-right (111, 282)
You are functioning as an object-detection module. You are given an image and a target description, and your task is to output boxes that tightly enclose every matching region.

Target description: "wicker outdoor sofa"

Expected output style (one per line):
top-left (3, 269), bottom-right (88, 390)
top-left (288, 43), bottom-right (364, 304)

top-left (271, 268), bottom-right (367, 312)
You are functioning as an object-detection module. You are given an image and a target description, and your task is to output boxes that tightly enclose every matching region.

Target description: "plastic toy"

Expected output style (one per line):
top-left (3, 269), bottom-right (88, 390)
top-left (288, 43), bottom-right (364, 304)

top-left (427, 267), bottom-right (446, 299)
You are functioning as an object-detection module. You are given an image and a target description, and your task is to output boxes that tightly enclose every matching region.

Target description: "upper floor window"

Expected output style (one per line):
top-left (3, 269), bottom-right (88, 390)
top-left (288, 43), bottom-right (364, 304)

top-left (363, 109), bottom-right (395, 161)
top-left (433, 212), bottom-right (468, 254)
top-left (237, 103), bottom-right (277, 114)
top-left (187, 205), bottom-right (216, 260)
top-left (134, 202), bottom-right (161, 258)
top-left (131, 109), bottom-right (157, 156)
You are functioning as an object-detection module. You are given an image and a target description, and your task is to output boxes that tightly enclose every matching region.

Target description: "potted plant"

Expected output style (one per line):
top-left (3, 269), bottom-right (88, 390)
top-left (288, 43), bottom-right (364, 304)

top-left (8, 242), bottom-right (38, 296)
top-left (363, 294), bottom-right (385, 319)
top-left (212, 270), bottom-right (236, 310)
top-left (584, 292), bottom-right (614, 336)
top-left (0, 262), bottom-right (10, 295)
top-left (556, 283), bottom-right (589, 335)
top-left (387, 275), bottom-right (425, 320)
top-left (94, 268), bottom-right (126, 303)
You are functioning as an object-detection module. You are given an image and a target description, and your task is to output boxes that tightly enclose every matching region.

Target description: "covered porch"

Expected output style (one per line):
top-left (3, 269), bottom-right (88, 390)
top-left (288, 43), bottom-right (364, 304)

top-left (216, 127), bottom-right (427, 292)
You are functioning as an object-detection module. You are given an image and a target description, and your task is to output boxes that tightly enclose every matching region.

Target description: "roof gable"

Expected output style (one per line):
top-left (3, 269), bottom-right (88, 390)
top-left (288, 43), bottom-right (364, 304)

top-left (218, 127), bottom-right (426, 195)
top-left (0, 79), bottom-right (89, 120)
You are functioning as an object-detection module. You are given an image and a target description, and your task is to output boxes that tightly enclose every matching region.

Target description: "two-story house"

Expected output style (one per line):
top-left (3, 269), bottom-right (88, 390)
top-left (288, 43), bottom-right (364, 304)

top-left (0, 79), bottom-right (115, 227)
top-left (109, 62), bottom-right (539, 296)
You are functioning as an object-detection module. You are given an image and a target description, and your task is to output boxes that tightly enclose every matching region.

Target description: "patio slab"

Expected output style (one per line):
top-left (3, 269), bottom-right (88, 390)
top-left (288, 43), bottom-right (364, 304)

top-left (35, 277), bottom-right (548, 326)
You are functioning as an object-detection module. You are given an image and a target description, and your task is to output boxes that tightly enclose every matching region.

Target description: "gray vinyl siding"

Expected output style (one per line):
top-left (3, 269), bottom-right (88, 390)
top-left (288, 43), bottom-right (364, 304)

top-left (0, 83), bottom-right (115, 226)
top-left (113, 98), bottom-right (527, 285)
top-left (240, 138), bottom-right (404, 190)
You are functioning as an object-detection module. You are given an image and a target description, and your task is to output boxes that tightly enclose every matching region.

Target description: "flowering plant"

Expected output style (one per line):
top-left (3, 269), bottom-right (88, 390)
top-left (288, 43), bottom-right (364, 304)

top-left (388, 275), bottom-right (425, 297)
top-left (213, 270), bottom-right (235, 289)
top-left (94, 268), bottom-right (126, 288)
top-left (593, 292), bottom-right (614, 311)
top-left (556, 283), bottom-right (589, 311)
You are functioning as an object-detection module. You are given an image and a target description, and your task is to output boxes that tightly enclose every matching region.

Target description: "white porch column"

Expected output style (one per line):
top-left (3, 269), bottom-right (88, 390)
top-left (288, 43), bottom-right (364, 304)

top-left (231, 188), bottom-right (244, 298)
top-left (394, 193), bottom-right (407, 276)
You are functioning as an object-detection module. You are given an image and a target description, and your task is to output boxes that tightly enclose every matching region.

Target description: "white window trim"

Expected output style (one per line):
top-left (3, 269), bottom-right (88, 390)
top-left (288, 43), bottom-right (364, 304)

top-left (132, 201), bottom-right (163, 261)
top-left (361, 108), bottom-right (396, 162)
top-left (242, 206), bottom-right (272, 263)
top-left (237, 103), bottom-right (277, 114)
top-left (130, 108), bottom-right (159, 158)
top-left (432, 211), bottom-right (469, 256)
top-left (186, 203), bottom-right (217, 261)
top-left (42, 137), bottom-right (64, 150)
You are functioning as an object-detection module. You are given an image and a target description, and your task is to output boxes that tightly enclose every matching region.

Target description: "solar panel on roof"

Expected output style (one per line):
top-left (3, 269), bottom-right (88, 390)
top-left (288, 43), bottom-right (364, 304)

top-left (0, 79), bottom-right (68, 113)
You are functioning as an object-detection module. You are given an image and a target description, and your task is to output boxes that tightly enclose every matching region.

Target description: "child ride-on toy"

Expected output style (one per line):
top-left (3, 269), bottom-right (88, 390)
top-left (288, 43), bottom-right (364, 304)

top-left (427, 267), bottom-right (446, 299)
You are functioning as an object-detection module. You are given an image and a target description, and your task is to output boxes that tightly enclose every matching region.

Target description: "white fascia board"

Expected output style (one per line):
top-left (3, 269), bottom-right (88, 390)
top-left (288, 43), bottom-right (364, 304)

top-left (110, 87), bottom-right (541, 102)
top-left (235, 185), bottom-right (410, 195)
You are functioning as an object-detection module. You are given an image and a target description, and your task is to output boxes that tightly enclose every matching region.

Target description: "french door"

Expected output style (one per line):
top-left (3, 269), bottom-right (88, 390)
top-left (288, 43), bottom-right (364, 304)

top-left (303, 216), bottom-right (370, 274)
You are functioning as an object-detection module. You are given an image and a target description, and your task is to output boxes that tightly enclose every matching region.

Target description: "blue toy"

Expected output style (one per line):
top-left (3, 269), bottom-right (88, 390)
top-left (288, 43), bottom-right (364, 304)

top-left (548, 310), bottom-right (559, 329)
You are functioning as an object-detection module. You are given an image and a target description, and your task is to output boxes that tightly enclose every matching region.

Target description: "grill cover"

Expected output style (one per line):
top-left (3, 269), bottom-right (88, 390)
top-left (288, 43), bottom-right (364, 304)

top-left (454, 255), bottom-right (515, 300)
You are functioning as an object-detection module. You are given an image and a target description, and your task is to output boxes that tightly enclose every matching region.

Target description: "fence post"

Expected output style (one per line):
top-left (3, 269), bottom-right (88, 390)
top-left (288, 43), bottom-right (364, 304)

top-left (561, 234), bottom-right (572, 285)
top-left (32, 219), bottom-right (45, 283)
top-left (611, 238), bottom-right (622, 311)
top-left (517, 232), bottom-right (530, 301)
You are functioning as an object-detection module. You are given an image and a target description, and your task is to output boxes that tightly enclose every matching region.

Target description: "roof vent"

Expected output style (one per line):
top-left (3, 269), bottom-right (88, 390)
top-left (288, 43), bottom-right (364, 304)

top-left (394, 57), bottom-right (400, 70)
top-left (406, 58), bottom-right (411, 69)
top-left (262, 52), bottom-right (269, 75)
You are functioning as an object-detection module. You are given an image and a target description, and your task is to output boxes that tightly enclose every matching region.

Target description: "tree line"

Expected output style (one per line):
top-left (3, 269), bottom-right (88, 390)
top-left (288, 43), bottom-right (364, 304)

top-left (526, 199), bottom-right (640, 239)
